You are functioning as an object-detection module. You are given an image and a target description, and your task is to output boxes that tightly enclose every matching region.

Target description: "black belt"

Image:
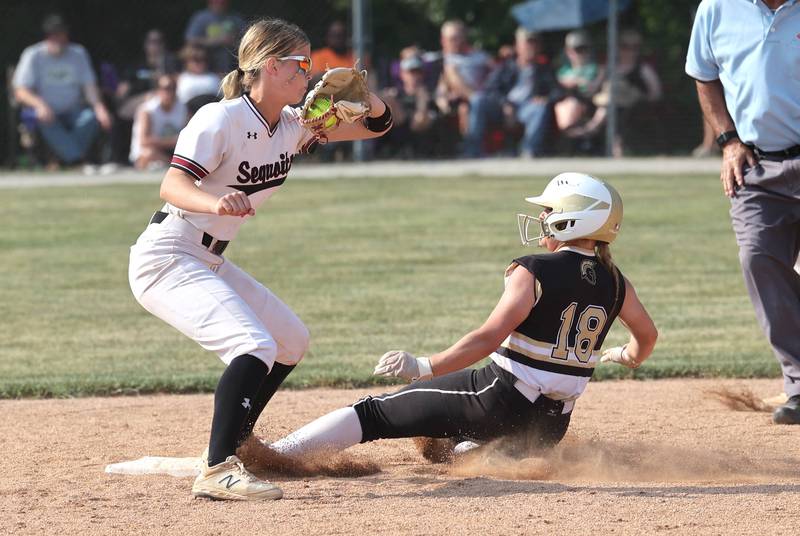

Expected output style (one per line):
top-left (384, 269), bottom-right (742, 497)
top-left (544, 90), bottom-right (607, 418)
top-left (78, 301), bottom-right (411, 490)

top-left (488, 362), bottom-right (568, 416)
top-left (748, 144), bottom-right (800, 162)
top-left (149, 211), bottom-right (230, 256)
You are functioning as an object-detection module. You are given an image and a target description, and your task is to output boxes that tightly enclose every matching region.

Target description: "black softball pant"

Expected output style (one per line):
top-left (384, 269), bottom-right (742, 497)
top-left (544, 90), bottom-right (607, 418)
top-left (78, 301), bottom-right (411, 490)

top-left (353, 362), bottom-right (571, 451)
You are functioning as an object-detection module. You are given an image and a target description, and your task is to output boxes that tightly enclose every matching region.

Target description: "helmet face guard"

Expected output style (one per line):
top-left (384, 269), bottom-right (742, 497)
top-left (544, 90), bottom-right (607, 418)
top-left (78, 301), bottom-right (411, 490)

top-left (517, 212), bottom-right (551, 246)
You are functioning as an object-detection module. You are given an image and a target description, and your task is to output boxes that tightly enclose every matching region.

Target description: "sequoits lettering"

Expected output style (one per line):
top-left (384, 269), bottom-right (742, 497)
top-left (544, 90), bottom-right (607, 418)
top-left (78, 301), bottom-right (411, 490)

top-left (236, 152), bottom-right (295, 184)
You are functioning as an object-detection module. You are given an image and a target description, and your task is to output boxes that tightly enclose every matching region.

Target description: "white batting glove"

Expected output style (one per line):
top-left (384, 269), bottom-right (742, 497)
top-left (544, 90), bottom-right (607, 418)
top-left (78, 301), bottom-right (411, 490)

top-left (600, 345), bottom-right (641, 369)
top-left (373, 351), bottom-right (433, 381)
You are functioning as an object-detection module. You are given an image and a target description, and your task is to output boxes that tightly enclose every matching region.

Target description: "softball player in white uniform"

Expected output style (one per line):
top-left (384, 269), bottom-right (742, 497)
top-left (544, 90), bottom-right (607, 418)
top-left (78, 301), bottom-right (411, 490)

top-left (270, 174), bottom-right (658, 461)
top-left (128, 18), bottom-right (392, 501)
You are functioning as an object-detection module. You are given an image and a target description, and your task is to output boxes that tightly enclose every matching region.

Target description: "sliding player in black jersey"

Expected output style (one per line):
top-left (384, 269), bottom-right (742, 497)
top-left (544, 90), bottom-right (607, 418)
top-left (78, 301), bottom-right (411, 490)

top-left (271, 173), bottom-right (657, 459)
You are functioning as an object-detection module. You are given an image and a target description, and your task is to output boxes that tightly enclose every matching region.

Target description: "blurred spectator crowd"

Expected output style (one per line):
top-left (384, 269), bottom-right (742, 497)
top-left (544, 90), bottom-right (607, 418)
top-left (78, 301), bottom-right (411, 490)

top-left (9, 1), bottom-right (670, 171)
top-left (377, 20), bottom-right (663, 160)
top-left (11, 0), bottom-right (240, 172)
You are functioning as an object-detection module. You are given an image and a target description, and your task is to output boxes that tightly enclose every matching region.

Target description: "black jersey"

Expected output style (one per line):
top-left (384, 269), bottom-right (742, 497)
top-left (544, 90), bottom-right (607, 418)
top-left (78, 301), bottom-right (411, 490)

top-left (491, 247), bottom-right (625, 400)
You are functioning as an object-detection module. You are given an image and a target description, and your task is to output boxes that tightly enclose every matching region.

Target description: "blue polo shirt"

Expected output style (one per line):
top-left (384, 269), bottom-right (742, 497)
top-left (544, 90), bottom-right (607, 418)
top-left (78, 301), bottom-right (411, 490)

top-left (686, 0), bottom-right (800, 151)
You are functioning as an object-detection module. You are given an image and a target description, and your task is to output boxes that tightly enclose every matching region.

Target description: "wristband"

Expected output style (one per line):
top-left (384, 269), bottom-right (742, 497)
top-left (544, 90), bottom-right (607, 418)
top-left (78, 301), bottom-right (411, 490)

top-left (365, 102), bottom-right (393, 132)
top-left (415, 357), bottom-right (433, 381)
top-left (715, 130), bottom-right (738, 148)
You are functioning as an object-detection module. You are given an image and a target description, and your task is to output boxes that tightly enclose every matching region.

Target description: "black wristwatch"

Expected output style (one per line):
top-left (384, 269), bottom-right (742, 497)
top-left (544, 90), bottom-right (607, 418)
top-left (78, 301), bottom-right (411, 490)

top-left (715, 130), bottom-right (739, 148)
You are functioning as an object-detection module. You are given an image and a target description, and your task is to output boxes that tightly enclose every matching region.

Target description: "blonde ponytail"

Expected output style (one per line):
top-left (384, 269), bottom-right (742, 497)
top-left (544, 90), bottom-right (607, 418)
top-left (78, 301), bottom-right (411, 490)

top-left (221, 18), bottom-right (309, 100)
top-left (595, 242), bottom-right (616, 274)
top-left (594, 242), bottom-right (621, 294)
top-left (221, 69), bottom-right (245, 100)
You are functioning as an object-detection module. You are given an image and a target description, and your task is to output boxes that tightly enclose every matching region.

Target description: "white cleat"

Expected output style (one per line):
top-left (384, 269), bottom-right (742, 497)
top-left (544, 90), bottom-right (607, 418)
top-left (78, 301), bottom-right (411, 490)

top-left (453, 440), bottom-right (482, 456)
top-left (192, 455), bottom-right (283, 501)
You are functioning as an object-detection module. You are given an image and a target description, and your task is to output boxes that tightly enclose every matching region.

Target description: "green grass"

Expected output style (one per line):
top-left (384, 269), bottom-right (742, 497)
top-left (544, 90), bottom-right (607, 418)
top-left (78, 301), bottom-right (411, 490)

top-left (0, 173), bottom-right (778, 397)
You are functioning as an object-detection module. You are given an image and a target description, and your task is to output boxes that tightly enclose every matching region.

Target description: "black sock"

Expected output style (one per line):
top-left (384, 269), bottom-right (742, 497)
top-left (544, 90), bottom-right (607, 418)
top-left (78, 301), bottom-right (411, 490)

top-left (207, 354), bottom-right (269, 466)
top-left (236, 362), bottom-right (296, 445)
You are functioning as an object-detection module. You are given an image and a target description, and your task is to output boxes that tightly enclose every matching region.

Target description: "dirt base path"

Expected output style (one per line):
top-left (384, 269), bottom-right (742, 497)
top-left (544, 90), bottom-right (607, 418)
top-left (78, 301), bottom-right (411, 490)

top-left (3, 378), bottom-right (798, 536)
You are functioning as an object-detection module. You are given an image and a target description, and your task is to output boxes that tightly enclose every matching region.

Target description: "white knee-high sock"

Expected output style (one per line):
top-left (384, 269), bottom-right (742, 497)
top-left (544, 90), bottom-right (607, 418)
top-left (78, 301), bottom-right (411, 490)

top-left (270, 407), bottom-right (363, 457)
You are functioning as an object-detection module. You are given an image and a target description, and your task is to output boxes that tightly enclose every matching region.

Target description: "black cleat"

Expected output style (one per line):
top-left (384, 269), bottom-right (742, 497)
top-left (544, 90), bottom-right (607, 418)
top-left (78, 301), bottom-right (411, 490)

top-left (772, 395), bottom-right (800, 425)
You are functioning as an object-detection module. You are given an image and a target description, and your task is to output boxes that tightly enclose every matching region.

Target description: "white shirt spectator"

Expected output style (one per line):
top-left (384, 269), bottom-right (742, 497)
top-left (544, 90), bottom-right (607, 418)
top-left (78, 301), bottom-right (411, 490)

top-left (177, 72), bottom-right (221, 104)
top-left (444, 49), bottom-right (491, 91)
top-left (130, 95), bottom-right (188, 162)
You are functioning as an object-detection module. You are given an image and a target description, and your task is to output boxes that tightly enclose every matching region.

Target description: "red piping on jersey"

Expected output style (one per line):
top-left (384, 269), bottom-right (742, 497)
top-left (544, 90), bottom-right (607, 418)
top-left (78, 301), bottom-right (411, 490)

top-left (171, 154), bottom-right (208, 180)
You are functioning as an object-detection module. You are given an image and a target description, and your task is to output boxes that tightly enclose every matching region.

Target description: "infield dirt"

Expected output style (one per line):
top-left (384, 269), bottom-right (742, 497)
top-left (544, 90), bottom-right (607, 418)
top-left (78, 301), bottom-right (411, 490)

top-left (3, 378), bottom-right (798, 536)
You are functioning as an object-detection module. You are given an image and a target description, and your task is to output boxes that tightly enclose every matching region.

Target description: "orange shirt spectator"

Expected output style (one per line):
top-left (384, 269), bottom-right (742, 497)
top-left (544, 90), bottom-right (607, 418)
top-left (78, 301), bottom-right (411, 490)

top-left (311, 21), bottom-right (356, 77)
top-left (311, 48), bottom-right (355, 76)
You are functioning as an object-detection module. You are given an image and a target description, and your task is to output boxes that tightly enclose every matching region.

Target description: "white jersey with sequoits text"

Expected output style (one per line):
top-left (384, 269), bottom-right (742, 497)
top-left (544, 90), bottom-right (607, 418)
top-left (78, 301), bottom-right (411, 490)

top-left (166, 94), bottom-right (316, 241)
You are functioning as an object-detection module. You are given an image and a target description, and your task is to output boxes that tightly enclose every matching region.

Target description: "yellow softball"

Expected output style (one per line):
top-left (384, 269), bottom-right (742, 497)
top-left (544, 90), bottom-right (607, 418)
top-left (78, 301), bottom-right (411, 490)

top-left (307, 96), bottom-right (338, 129)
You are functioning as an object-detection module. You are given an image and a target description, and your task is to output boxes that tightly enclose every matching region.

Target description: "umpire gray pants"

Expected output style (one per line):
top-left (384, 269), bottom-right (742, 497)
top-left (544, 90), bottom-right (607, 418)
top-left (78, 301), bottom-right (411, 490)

top-left (731, 157), bottom-right (800, 397)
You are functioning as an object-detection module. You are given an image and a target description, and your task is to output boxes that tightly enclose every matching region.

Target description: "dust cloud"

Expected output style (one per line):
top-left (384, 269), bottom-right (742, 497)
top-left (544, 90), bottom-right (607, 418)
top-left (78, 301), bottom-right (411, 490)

top-left (449, 435), bottom-right (795, 483)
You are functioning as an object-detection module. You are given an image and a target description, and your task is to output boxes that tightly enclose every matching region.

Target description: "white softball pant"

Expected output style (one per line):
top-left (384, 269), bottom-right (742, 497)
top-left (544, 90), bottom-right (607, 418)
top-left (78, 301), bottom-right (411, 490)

top-left (128, 219), bottom-right (309, 369)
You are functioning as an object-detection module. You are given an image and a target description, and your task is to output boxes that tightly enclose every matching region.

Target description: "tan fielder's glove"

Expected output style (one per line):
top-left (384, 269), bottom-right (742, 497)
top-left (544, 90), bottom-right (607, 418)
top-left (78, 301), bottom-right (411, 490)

top-left (600, 345), bottom-right (642, 369)
top-left (299, 65), bottom-right (371, 136)
top-left (373, 351), bottom-right (433, 381)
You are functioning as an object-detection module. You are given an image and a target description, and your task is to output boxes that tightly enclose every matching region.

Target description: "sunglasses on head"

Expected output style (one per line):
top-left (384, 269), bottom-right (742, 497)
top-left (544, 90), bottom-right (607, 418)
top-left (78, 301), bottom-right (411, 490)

top-left (279, 55), bottom-right (312, 75)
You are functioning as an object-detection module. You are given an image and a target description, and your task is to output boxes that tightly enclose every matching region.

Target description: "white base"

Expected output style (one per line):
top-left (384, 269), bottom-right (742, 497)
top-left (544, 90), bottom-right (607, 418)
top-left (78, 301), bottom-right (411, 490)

top-left (105, 456), bottom-right (201, 478)
top-left (763, 393), bottom-right (788, 406)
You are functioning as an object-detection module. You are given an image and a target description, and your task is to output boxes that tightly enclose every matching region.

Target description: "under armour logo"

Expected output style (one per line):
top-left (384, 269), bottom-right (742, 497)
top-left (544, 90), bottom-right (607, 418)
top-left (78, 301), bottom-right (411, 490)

top-left (247, 131), bottom-right (258, 139)
top-left (241, 397), bottom-right (251, 409)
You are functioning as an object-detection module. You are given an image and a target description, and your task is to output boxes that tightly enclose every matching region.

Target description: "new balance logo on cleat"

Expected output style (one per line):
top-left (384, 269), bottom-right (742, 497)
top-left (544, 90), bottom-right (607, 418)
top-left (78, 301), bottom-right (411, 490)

top-left (192, 455), bottom-right (282, 500)
top-left (219, 475), bottom-right (241, 489)
top-left (241, 397), bottom-right (251, 410)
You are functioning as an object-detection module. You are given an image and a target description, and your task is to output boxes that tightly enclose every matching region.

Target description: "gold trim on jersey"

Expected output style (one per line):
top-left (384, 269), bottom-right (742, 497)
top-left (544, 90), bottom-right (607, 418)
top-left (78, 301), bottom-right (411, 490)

top-left (502, 331), bottom-right (598, 369)
top-left (505, 263), bottom-right (543, 306)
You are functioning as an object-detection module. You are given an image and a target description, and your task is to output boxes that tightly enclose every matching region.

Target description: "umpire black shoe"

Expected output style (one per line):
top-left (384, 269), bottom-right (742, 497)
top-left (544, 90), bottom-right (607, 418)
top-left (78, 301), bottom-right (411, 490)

top-left (772, 395), bottom-right (800, 425)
